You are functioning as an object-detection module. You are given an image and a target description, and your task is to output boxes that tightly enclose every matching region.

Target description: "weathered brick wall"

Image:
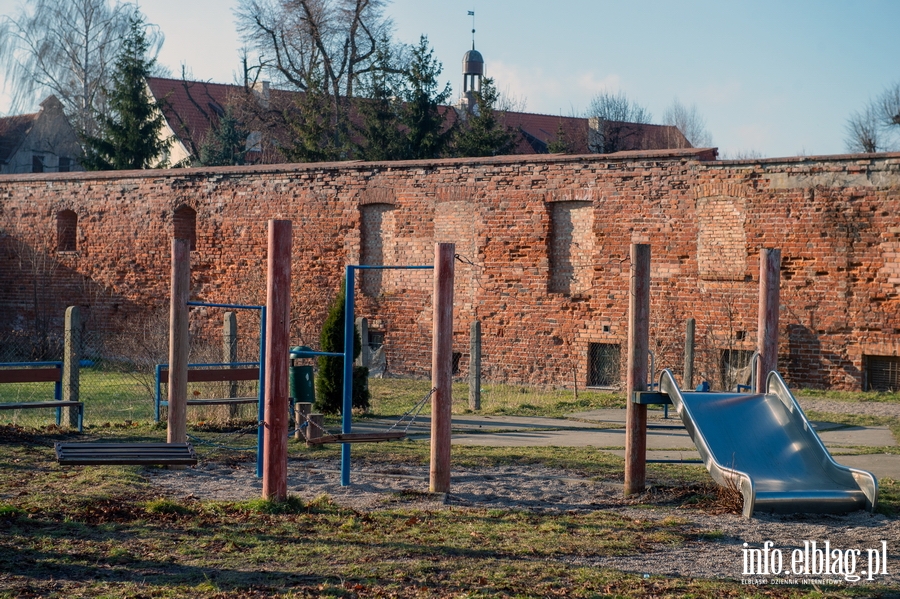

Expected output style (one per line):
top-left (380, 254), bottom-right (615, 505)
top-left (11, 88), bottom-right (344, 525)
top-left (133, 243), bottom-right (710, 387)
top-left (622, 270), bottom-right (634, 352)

top-left (1, 149), bottom-right (898, 390)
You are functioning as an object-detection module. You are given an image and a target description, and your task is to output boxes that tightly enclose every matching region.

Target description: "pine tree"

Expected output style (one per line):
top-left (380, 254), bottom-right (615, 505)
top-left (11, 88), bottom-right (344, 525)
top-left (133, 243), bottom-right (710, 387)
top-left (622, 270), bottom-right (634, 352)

top-left (198, 104), bottom-right (250, 166)
top-left (315, 280), bottom-right (370, 415)
top-left (546, 121), bottom-right (571, 154)
top-left (282, 76), bottom-right (352, 163)
top-left (399, 36), bottom-right (454, 160)
top-left (354, 40), bottom-right (406, 161)
top-left (453, 78), bottom-right (517, 158)
top-left (81, 14), bottom-right (172, 170)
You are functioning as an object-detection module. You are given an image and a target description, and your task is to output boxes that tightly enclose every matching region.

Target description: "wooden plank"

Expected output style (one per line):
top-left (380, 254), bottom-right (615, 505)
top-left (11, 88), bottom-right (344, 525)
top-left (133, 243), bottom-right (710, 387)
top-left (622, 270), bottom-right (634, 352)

top-left (55, 442), bottom-right (197, 466)
top-left (305, 432), bottom-right (406, 446)
top-left (632, 392), bottom-right (672, 405)
top-left (168, 238), bottom-right (190, 444)
top-left (757, 248), bottom-right (781, 392)
top-left (185, 397), bottom-right (258, 406)
top-left (0, 368), bottom-right (61, 384)
top-left (159, 367), bottom-right (260, 383)
top-left (0, 401), bottom-right (81, 410)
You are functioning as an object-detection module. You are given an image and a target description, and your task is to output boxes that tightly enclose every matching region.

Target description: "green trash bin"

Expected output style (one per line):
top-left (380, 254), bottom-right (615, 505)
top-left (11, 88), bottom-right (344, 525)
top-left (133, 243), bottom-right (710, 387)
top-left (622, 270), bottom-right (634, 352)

top-left (290, 364), bottom-right (314, 403)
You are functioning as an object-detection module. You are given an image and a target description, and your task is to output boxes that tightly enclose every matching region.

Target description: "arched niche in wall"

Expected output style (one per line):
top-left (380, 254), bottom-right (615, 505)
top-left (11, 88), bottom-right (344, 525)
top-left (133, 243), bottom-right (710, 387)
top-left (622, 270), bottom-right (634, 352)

top-left (173, 205), bottom-right (197, 251)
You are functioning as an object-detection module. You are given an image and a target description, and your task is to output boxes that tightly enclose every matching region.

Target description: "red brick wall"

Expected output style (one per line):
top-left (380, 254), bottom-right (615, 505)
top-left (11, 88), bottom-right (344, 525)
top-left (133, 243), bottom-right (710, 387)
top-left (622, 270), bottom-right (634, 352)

top-left (1, 148), bottom-right (898, 390)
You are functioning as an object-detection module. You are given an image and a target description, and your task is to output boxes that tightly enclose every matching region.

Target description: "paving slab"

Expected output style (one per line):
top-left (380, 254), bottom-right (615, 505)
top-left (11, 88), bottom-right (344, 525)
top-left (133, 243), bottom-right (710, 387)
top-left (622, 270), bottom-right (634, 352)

top-left (450, 426), bottom-right (697, 449)
top-left (829, 454), bottom-right (900, 480)
top-left (816, 425), bottom-right (896, 447)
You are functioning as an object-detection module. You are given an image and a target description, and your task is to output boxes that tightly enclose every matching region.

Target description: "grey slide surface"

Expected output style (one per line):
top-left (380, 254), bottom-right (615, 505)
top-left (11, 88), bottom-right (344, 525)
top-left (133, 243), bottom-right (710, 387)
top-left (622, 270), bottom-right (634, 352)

top-left (658, 369), bottom-right (878, 518)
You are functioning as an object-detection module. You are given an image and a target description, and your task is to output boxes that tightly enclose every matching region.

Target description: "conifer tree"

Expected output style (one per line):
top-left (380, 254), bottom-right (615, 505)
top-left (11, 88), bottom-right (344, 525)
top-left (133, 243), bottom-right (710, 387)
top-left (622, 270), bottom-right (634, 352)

top-left (81, 14), bottom-right (172, 170)
top-left (316, 280), bottom-right (370, 415)
top-left (198, 104), bottom-right (250, 166)
top-left (398, 36), bottom-right (454, 160)
top-left (454, 77), bottom-right (517, 158)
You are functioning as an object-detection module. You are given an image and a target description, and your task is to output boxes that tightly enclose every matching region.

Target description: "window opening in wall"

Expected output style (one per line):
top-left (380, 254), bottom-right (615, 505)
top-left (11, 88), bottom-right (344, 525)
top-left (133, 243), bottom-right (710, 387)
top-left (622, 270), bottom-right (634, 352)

top-left (173, 205), bottom-right (197, 250)
top-left (588, 343), bottom-right (620, 388)
top-left (58, 157), bottom-right (71, 172)
top-left (32, 155), bottom-right (44, 173)
top-left (56, 210), bottom-right (77, 252)
top-left (548, 200), bottom-right (594, 296)
top-left (368, 331), bottom-right (385, 352)
top-left (865, 355), bottom-right (900, 391)
top-left (735, 330), bottom-right (746, 341)
top-left (452, 352), bottom-right (462, 375)
top-left (720, 349), bottom-right (754, 391)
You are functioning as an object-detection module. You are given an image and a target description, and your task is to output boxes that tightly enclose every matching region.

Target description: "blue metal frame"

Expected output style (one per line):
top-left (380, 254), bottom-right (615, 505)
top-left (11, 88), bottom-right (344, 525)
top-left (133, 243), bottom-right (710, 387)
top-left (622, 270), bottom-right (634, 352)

top-left (185, 301), bottom-right (267, 477)
top-left (340, 264), bottom-right (434, 486)
top-left (0, 361), bottom-right (63, 425)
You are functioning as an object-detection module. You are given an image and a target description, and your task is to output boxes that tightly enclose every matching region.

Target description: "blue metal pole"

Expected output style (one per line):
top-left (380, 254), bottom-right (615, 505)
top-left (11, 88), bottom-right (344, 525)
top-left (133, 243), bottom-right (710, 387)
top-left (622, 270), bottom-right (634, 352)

top-left (257, 306), bottom-right (267, 478)
top-left (341, 266), bottom-right (355, 486)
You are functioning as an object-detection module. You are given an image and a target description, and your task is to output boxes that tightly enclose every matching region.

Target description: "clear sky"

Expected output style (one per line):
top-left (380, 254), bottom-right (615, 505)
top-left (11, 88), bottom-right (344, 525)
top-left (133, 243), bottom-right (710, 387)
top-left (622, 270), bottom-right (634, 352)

top-left (1, 0), bottom-right (898, 159)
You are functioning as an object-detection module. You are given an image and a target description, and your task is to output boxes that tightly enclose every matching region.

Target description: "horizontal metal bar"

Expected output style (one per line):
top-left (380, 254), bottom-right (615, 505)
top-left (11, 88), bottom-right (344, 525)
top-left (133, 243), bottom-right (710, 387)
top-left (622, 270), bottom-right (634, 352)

top-left (290, 351), bottom-right (344, 358)
top-left (349, 265), bottom-right (433, 271)
top-left (187, 301), bottom-right (264, 310)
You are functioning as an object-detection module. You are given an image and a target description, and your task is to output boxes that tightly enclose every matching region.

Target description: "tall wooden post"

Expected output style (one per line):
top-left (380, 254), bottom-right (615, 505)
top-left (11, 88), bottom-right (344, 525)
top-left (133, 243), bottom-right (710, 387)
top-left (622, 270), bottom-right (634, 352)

top-left (683, 317), bottom-right (695, 389)
top-left (757, 248), bottom-right (781, 392)
top-left (167, 239), bottom-right (190, 444)
top-left (263, 220), bottom-right (292, 501)
top-left (624, 244), bottom-right (651, 496)
top-left (62, 306), bottom-right (81, 428)
top-left (430, 243), bottom-right (455, 494)
top-left (468, 320), bottom-right (481, 411)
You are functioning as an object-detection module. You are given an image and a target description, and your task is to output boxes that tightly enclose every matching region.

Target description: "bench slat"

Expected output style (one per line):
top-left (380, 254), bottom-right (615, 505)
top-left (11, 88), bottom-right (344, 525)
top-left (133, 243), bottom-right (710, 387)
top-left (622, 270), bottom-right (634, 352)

top-left (306, 432), bottom-right (406, 445)
top-left (159, 368), bottom-right (259, 383)
top-left (55, 442), bottom-right (197, 466)
top-left (0, 401), bottom-right (82, 410)
top-left (0, 368), bottom-right (61, 384)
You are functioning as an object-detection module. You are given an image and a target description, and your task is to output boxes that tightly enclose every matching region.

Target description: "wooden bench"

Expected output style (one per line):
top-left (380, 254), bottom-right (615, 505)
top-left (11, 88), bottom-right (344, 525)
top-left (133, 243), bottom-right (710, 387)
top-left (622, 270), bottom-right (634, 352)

top-left (155, 363), bottom-right (261, 422)
top-left (0, 363), bottom-right (83, 432)
top-left (55, 442), bottom-right (197, 465)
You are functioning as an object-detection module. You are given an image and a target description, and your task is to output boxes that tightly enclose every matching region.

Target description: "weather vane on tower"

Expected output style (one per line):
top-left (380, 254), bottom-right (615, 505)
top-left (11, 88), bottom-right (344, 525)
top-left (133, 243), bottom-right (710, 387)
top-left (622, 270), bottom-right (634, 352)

top-left (468, 9), bottom-right (475, 49)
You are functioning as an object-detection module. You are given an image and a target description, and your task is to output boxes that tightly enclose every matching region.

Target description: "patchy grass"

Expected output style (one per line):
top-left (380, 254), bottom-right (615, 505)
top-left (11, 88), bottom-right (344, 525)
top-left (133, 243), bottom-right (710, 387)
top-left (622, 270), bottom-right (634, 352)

top-left (796, 388), bottom-right (900, 404)
top-left (0, 424), bottom-right (896, 598)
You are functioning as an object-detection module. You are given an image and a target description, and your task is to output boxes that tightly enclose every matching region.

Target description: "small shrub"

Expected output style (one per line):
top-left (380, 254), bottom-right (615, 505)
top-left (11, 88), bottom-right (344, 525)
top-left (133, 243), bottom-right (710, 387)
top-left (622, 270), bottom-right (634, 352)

top-left (316, 279), bottom-right (370, 414)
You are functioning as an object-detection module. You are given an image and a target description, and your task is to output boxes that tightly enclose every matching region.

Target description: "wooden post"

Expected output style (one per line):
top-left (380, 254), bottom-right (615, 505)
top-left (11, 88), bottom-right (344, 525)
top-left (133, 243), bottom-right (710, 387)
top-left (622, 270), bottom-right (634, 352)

top-left (294, 402), bottom-right (312, 440)
top-left (468, 320), bottom-right (481, 411)
top-left (167, 238), bottom-right (190, 445)
top-left (683, 317), bottom-right (695, 389)
top-left (624, 243), bottom-right (650, 496)
top-left (262, 220), bottom-right (292, 501)
top-left (430, 243), bottom-right (455, 494)
top-left (757, 248), bottom-right (781, 392)
top-left (356, 317), bottom-right (370, 367)
top-left (62, 306), bottom-right (81, 429)
top-left (307, 413), bottom-right (324, 446)
top-left (223, 311), bottom-right (240, 418)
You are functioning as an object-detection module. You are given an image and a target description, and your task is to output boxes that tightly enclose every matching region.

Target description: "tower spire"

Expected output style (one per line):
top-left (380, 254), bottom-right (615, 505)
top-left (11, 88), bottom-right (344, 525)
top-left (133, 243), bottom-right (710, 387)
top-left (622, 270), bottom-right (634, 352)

top-left (469, 9), bottom-right (475, 49)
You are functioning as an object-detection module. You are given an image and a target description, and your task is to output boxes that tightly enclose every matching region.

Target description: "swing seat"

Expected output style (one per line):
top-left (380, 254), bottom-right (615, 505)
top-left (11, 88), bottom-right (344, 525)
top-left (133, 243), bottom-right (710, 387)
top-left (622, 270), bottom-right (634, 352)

top-left (55, 442), bottom-right (198, 466)
top-left (306, 431), bottom-right (407, 446)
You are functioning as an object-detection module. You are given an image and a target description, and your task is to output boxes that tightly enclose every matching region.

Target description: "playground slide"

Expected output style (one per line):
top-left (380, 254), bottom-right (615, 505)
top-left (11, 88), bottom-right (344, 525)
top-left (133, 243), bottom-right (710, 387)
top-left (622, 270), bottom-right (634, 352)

top-left (658, 369), bottom-right (878, 518)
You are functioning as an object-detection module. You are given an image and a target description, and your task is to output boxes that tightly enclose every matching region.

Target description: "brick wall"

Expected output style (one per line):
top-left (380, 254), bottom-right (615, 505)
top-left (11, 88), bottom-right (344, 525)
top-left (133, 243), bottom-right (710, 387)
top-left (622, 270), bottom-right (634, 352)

top-left (1, 148), bottom-right (899, 390)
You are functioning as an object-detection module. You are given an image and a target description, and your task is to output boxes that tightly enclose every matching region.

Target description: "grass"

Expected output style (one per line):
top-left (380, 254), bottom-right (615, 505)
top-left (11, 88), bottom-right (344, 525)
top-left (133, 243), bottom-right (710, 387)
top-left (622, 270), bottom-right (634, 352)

top-left (2, 425), bottom-right (894, 598)
top-left (795, 388), bottom-right (900, 403)
top-left (368, 377), bottom-right (625, 419)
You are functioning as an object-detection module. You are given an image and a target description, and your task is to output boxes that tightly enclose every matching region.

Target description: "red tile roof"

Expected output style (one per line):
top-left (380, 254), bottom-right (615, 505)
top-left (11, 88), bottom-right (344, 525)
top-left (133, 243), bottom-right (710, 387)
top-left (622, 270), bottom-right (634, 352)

top-left (146, 77), bottom-right (692, 161)
top-left (0, 112), bottom-right (39, 164)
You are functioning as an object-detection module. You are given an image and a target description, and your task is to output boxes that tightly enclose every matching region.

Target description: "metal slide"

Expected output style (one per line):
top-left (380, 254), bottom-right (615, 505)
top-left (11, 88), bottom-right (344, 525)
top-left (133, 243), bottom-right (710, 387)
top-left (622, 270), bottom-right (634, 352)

top-left (658, 369), bottom-right (878, 518)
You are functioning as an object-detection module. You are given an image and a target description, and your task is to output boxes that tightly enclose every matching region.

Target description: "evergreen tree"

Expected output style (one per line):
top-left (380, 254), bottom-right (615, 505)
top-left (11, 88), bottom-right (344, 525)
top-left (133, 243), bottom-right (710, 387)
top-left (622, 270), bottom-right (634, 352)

top-left (453, 78), bottom-right (517, 158)
top-left (315, 280), bottom-right (370, 415)
top-left (354, 40), bottom-right (406, 161)
top-left (81, 14), bottom-right (172, 170)
top-left (398, 36), bottom-right (454, 160)
top-left (546, 121), bottom-right (571, 154)
top-left (198, 104), bottom-right (250, 166)
top-left (282, 76), bottom-right (352, 163)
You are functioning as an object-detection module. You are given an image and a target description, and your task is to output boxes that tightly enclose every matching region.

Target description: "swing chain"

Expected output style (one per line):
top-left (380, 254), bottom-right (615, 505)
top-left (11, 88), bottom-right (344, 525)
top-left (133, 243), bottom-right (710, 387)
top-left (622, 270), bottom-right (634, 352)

top-left (388, 386), bottom-right (437, 433)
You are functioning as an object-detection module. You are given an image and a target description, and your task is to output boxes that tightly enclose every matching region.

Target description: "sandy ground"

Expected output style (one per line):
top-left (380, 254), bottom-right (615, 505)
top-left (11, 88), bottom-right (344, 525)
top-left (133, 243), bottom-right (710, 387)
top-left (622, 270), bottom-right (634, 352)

top-left (145, 454), bottom-right (900, 586)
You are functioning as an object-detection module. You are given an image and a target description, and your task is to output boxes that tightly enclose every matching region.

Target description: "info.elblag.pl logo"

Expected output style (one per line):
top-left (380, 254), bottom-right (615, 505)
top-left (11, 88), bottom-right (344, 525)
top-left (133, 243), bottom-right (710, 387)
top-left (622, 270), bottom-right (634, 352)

top-left (741, 540), bottom-right (889, 584)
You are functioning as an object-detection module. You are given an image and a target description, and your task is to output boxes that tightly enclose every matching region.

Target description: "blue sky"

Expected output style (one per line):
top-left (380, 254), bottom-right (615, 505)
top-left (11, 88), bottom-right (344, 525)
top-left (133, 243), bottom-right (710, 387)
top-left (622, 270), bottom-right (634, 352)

top-left (1, 0), bottom-right (898, 159)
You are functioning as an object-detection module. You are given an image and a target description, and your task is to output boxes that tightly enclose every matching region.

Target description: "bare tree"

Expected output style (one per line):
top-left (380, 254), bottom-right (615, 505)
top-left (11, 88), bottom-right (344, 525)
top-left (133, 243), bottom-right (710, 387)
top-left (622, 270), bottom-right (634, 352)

top-left (845, 82), bottom-right (900, 153)
top-left (0, 0), bottom-right (162, 136)
top-left (585, 90), bottom-right (653, 153)
top-left (663, 98), bottom-right (712, 148)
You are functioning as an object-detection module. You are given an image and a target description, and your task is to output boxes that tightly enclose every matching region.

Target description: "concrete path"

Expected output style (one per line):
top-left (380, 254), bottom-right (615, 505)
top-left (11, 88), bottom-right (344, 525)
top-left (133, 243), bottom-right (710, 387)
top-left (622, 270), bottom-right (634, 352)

top-left (353, 407), bottom-right (900, 480)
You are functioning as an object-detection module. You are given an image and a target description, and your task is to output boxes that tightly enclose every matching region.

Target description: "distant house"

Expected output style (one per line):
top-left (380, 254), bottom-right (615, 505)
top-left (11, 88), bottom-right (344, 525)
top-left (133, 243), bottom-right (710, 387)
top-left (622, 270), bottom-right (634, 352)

top-left (0, 96), bottom-right (83, 174)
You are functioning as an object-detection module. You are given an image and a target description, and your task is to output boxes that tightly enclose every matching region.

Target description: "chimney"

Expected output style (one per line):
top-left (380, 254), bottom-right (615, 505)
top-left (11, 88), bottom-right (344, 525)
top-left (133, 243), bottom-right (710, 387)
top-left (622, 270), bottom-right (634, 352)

top-left (253, 81), bottom-right (270, 109)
